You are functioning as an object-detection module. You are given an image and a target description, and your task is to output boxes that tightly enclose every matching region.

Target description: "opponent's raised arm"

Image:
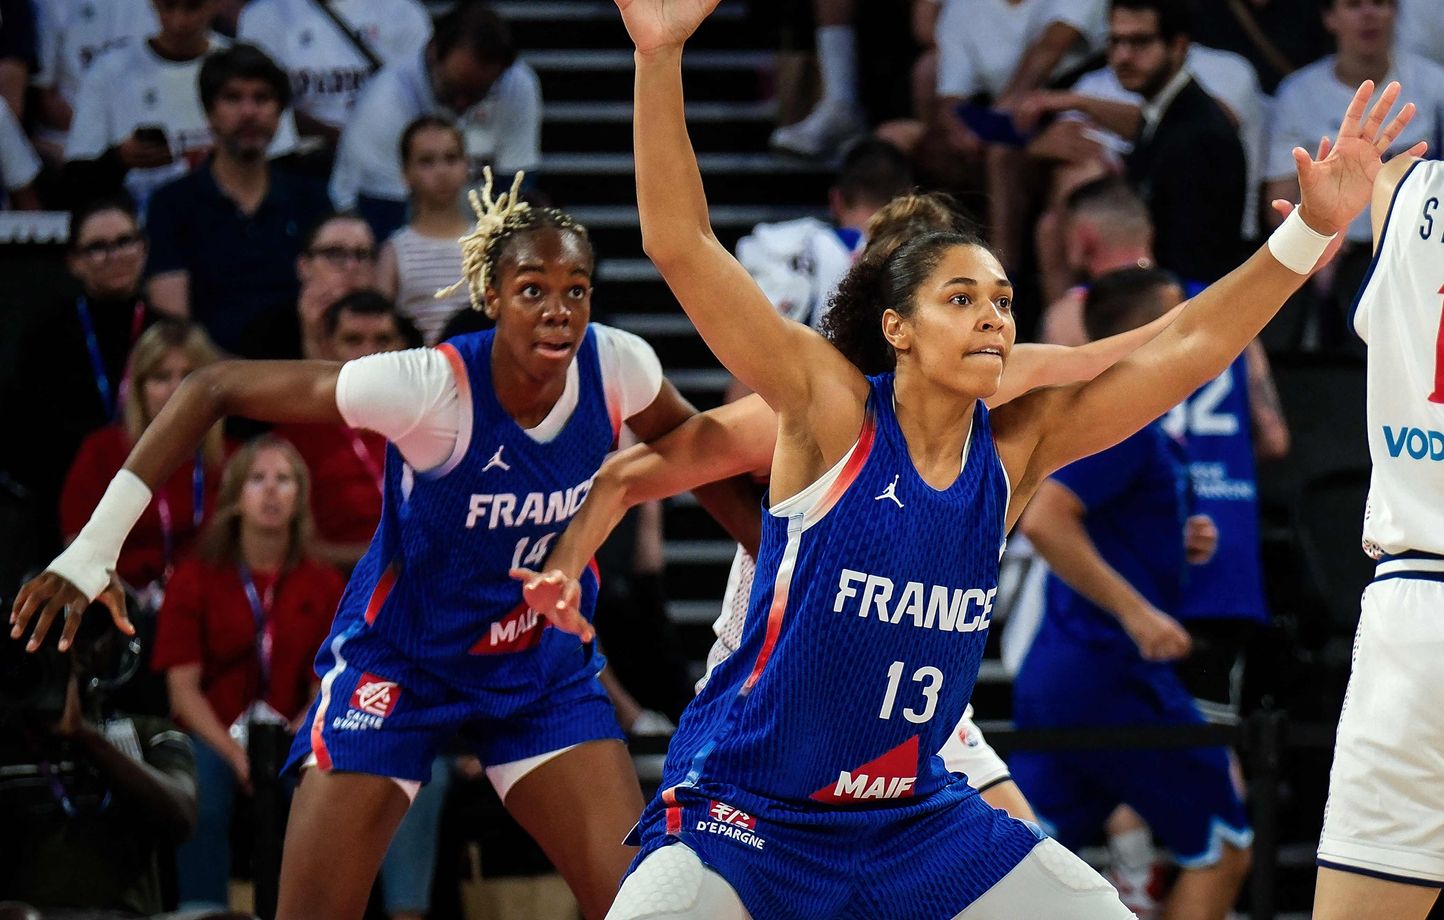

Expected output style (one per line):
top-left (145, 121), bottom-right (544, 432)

top-left (619, 0), bottom-right (861, 413)
top-left (11, 360), bottom-right (345, 650)
top-left (1022, 81), bottom-right (1424, 478)
top-left (513, 395), bottom-right (775, 631)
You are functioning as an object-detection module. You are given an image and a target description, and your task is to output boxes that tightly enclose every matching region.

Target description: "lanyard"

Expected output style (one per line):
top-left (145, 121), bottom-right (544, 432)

top-left (347, 428), bottom-right (384, 494)
top-left (155, 450), bottom-right (206, 579)
top-left (238, 564), bottom-right (276, 695)
top-left (75, 298), bottom-right (145, 418)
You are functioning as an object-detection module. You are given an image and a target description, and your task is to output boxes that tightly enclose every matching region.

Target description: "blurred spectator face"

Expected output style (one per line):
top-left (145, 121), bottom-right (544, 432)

top-left (140, 347), bottom-right (194, 423)
top-left (152, 0), bottom-right (218, 43)
top-left (1108, 8), bottom-right (1187, 97)
top-left (68, 209), bottom-right (147, 299)
top-left (1324, 0), bottom-right (1395, 59)
top-left (429, 46), bottom-right (506, 115)
top-left (329, 311), bottom-right (407, 362)
top-left (298, 217), bottom-right (377, 292)
top-left (403, 125), bottom-right (469, 207)
top-left (208, 77), bottom-right (282, 162)
top-left (238, 445), bottom-right (301, 532)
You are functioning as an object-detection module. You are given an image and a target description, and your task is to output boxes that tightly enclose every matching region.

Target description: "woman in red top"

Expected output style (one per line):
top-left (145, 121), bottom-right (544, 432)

top-left (60, 321), bottom-right (225, 604)
top-left (151, 435), bottom-right (342, 910)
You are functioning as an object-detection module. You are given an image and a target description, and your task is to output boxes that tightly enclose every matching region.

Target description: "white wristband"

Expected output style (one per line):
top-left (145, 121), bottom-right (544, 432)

top-left (46, 469), bottom-right (152, 600)
top-left (1267, 206), bottom-right (1336, 275)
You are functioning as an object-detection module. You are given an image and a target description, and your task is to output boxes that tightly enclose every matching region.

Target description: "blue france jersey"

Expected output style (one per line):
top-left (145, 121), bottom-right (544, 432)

top-left (1038, 422), bottom-right (1190, 657)
top-left (324, 327), bottom-right (614, 696)
top-left (662, 375), bottom-right (1009, 811)
top-left (1162, 354), bottom-right (1268, 623)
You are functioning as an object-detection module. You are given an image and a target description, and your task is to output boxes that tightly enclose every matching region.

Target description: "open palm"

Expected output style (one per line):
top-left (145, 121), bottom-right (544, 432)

top-left (615, 0), bottom-right (723, 54)
top-left (1296, 80), bottom-right (1427, 235)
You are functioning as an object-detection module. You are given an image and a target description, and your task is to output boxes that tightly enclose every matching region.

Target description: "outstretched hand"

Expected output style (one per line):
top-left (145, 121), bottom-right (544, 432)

top-left (10, 571), bottom-right (132, 653)
top-left (615, 0), bottom-right (723, 55)
top-left (1270, 137), bottom-right (1348, 273)
top-left (509, 568), bottom-right (594, 642)
top-left (1295, 80), bottom-right (1427, 236)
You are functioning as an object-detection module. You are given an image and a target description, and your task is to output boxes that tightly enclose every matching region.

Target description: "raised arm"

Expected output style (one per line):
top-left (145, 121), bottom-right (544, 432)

top-left (12, 361), bottom-right (345, 649)
top-left (620, 0), bottom-right (864, 417)
top-left (1011, 81), bottom-right (1423, 486)
top-left (986, 303), bottom-right (1183, 407)
top-left (514, 394), bottom-right (776, 635)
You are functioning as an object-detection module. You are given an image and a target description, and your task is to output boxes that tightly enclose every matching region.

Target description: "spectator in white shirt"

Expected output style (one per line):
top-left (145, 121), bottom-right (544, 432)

top-left (1262, 0), bottom-right (1444, 348)
top-left (238, 0), bottom-right (432, 161)
top-left (1396, 0), bottom-right (1444, 68)
top-left (62, 0), bottom-right (298, 212)
top-left (329, 3), bottom-right (540, 243)
top-left (929, 0), bottom-right (1109, 266)
top-left (1264, 0), bottom-right (1444, 244)
top-left (30, 0), bottom-right (158, 157)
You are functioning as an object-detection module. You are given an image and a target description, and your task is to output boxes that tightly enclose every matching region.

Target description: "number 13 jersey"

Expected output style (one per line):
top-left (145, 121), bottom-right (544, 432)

top-left (663, 374), bottom-right (1009, 810)
top-left (1352, 159), bottom-right (1444, 558)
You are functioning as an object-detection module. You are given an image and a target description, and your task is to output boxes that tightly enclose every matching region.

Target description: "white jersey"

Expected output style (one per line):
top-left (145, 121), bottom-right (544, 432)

top-left (1354, 159), bottom-right (1444, 558)
top-left (238, 0), bottom-right (432, 131)
top-left (64, 35), bottom-right (299, 210)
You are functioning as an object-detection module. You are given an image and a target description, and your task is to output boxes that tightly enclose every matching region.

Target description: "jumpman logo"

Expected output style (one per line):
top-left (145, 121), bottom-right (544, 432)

top-left (875, 475), bottom-right (904, 509)
top-left (483, 445), bottom-right (511, 473)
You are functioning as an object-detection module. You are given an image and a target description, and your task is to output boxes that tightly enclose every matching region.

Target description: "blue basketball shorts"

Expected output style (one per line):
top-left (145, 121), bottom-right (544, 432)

top-left (284, 623), bottom-right (625, 784)
top-left (623, 779), bottom-right (1043, 919)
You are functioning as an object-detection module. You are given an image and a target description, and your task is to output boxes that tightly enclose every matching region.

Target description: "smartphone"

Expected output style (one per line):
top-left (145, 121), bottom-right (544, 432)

top-left (133, 125), bottom-right (169, 147)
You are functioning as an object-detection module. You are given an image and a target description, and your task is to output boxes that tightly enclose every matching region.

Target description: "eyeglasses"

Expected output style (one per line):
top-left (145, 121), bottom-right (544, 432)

top-left (307, 245), bottom-right (377, 265)
top-left (1108, 32), bottom-right (1165, 52)
top-left (75, 234), bottom-right (144, 260)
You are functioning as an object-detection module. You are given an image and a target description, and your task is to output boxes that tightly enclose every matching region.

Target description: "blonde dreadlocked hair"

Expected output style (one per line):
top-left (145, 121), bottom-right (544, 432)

top-left (436, 167), bottom-right (593, 319)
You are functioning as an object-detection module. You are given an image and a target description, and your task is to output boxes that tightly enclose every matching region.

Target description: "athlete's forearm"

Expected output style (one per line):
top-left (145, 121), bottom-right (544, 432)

top-left (127, 362), bottom-right (342, 489)
top-left (544, 466), bottom-right (635, 579)
top-left (1023, 507), bottom-right (1153, 625)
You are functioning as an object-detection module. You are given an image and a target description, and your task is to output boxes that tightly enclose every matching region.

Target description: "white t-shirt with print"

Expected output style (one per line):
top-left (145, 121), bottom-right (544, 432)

top-left (64, 35), bottom-right (300, 211)
top-left (33, 0), bottom-right (157, 104)
top-left (238, 0), bottom-right (432, 131)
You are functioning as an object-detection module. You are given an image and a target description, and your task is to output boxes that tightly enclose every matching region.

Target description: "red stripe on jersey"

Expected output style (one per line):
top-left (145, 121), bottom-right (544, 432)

top-left (364, 563), bottom-right (398, 626)
top-left (663, 787), bottom-right (682, 835)
top-left (436, 343), bottom-right (470, 401)
top-left (814, 407), bottom-right (877, 520)
top-left (310, 697), bottom-right (333, 772)
top-left (742, 408), bottom-right (877, 694)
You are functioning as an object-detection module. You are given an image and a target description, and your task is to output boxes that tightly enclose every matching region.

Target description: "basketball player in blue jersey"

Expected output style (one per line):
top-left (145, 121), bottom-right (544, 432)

top-left (515, 191), bottom-right (1212, 828)
top-left (503, 1), bottom-right (1423, 916)
top-left (1311, 154), bottom-right (1444, 918)
top-left (1014, 269), bottom-right (1252, 920)
top-left (10, 171), bottom-right (759, 920)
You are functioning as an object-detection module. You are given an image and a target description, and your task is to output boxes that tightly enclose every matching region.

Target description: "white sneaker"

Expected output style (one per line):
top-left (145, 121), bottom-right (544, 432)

top-left (769, 100), bottom-right (866, 159)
